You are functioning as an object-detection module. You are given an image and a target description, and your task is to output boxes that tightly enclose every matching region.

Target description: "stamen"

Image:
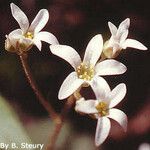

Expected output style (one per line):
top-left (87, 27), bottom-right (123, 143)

top-left (76, 63), bottom-right (94, 81)
top-left (24, 32), bottom-right (34, 39)
top-left (95, 102), bottom-right (109, 117)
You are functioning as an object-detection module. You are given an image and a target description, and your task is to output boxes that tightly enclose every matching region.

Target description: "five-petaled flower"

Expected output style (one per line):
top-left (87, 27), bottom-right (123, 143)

top-left (50, 34), bottom-right (127, 100)
top-left (75, 80), bottom-right (127, 146)
top-left (5, 3), bottom-right (58, 53)
top-left (103, 18), bottom-right (147, 58)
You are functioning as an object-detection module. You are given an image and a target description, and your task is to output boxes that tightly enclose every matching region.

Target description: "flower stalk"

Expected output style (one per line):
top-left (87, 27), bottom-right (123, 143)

top-left (46, 94), bottom-right (76, 150)
top-left (19, 53), bottom-right (60, 123)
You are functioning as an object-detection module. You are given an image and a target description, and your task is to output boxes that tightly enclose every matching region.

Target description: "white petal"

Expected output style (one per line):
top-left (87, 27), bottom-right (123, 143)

top-left (33, 38), bottom-right (42, 51)
top-left (108, 108), bottom-right (127, 132)
top-left (122, 39), bottom-right (147, 50)
top-left (10, 3), bottom-right (29, 33)
top-left (9, 29), bottom-right (22, 39)
top-left (138, 143), bottom-right (150, 150)
top-left (90, 76), bottom-right (110, 100)
top-left (58, 72), bottom-right (84, 100)
top-left (117, 18), bottom-right (130, 38)
top-left (29, 9), bottom-right (49, 33)
top-left (35, 31), bottom-right (59, 45)
top-left (19, 38), bottom-right (33, 50)
top-left (112, 44), bottom-right (121, 55)
top-left (8, 29), bottom-right (23, 47)
top-left (108, 22), bottom-right (117, 36)
top-left (120, 30), bottom-right (129, 44)
top-left (95, 59), bottom-right (127, 76)
top-left (50, 45), bottom-right (81, 70)
top-left (109, 83), bottom-right (126, 108)
top-left (75, 98), bottom-right (98, 114)
top-left (95, 117), bottom-right (111, 146)
top-left (83, 34), bottom-right (103, 66)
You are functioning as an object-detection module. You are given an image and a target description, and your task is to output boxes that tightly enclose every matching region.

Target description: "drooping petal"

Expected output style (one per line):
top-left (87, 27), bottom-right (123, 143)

top-left (8, 29), bottom-right (23, 47)
top-left (10, 3), bottom-right (29, 33)
top-left (108, 108), bottom-right (127, 132)
top-left (58, 72), bottom-right (84, 100)
top-left (29, 9), bottom-right (49, 33)
top-left (108, 22), bottom-right (117, 36)
top-left (109, 83), bottom-right (126, 108)
top-left (9, 29), bottom-right (23, 39)
top-left (117, 18), bottom-right (130, 38)
top-left (35, 31), bottom-right (59, 45)
top-left (50, 45), bottom-right (81, 70)
top-left (122, 39), bottom-right (147, 50)
top-left (90, 76), bottom-right (110, 100)
top-left (33, 38), bottom-right (42, 51)
top-left (95, 59), bottom-right (127, 76)
top-left (83, 34), bottom-right (103, 66)
top-left (95, 117), bottom-right (111, 146)
top-left (75, 98), bottom-right (98, 114)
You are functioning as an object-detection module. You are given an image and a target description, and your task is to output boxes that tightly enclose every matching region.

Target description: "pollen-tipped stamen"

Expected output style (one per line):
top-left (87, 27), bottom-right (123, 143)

top-left (95, 102), bottom-right (109, 117)
top-left (76, 63), bottom-right (94, 81)
top-left (24, 32), bottom-right (34, 39)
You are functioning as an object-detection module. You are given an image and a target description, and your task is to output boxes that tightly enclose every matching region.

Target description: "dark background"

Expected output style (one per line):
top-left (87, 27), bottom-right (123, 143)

top-left (0, 0), bottom-right (150, 149)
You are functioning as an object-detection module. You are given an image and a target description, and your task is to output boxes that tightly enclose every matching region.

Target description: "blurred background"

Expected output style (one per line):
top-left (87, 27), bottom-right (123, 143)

top-left (0, 0), bottom-right (149, 149)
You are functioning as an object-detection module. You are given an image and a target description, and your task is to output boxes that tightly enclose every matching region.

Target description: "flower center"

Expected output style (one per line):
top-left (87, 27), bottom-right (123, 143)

top-left (24, 32), bottom-right (34, 39)
top-left (76, 63), bottom-right (94, 81)
top-left (95, 102), bottom-right (109, 117)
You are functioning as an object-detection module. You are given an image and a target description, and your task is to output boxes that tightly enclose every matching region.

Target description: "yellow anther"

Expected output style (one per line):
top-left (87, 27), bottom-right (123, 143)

top-left (76, 63), bottom-right (94, 81)
top-left (95, 102), bottom-right (109, 117)
top-left (24, 32), bottom-right (34, 39)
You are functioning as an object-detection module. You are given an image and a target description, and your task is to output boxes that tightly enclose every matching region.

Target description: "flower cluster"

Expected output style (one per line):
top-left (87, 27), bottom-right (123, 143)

top-left (49, 19), bottom-right (147, 146)
top-left (5, 3), bottom-right (148, 147)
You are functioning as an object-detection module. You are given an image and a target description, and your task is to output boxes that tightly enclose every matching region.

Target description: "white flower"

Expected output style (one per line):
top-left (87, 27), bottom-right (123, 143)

top-left (5, 3), bottom-right (58, 53)
top-left (50, 34), bottom-right (127, 100)
top-left (75, 81), bottom-right (127, 146)
top-left (138, 143), bottom-right (150, 150)
top-left (103, 18), bottom-right (147, 58)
